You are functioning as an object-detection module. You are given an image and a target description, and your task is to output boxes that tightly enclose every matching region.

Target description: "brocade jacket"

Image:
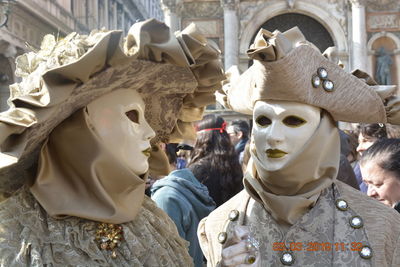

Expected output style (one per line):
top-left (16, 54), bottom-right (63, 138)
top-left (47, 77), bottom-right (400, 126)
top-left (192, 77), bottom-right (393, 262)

top-left (198, 181), bottom-right (400, 266)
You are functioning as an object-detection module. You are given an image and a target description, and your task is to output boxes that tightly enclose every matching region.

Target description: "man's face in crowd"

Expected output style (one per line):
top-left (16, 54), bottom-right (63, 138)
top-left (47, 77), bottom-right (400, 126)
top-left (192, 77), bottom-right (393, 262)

top-left (227, 125), bottom-right (241, 146)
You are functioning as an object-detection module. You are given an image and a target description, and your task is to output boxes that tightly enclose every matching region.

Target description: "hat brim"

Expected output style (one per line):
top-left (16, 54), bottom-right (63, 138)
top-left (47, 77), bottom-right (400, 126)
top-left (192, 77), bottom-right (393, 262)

top-left (223, 45), bottom-right (386, 123)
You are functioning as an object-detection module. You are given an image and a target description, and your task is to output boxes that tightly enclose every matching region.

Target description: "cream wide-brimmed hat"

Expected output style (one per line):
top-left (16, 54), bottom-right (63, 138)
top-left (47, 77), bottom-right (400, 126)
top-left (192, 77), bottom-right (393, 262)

top-left (217, 26), bottom-right (400, 122)
top-left (0, 19), bottom-right (224, 196)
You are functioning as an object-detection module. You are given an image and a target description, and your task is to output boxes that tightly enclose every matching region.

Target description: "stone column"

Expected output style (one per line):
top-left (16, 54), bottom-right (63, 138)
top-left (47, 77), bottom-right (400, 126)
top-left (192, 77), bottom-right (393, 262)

top-left (0, 41), bottom-right (16, 111)
top-left (395, 51), bottom-right (400, 90)
top-left (222, 0), bottom-right (239, 69)
top-left (113, 1), bottom-right (118, 29)
top-left (104, 0), bottom-right (109, 29)
top-left (93, 0), bottom-right (99, 29)
top-left (161, 0), bottom-right (181, 33)
top-left (350, 0), bottom-right (368, 71)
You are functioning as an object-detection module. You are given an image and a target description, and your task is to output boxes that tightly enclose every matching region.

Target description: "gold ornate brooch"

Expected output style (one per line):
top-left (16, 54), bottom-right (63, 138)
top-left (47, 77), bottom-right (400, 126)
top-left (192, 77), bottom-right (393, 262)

top-left (95, 223), bottom-right (124, 258)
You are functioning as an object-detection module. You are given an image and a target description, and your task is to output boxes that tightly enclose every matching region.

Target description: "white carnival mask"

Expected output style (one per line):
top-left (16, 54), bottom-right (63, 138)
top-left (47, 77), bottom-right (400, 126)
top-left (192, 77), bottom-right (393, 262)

top-left (87, 89), bottom-right (155, 175)
top-left (252, 100), bottom-right (321, 171)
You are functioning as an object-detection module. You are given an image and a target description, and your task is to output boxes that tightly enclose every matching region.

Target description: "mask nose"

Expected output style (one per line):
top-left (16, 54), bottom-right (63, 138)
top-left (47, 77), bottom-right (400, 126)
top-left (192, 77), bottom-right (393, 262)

top-left (143, 120), bottom-right (156, 141)
top-left (266, 122), bottom-right (284, 146)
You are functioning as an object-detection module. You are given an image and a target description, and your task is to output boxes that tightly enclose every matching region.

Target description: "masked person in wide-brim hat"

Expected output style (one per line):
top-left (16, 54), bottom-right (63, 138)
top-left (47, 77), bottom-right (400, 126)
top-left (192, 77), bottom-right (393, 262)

top-left (198, 26), bottom-right (400, 266)
top-left (0, 19), bottom-right (224, 266)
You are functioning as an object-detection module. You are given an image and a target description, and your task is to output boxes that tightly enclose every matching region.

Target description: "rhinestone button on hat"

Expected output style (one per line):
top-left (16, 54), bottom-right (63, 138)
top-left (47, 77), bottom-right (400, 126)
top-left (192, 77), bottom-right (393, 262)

top-left (317, 67), bottom-right (328, 78)
top-left (312, 75), bottom-right (321, 88)
top-left (323, 80), bottom-right (334, 91)
top-left (312, 67), bottom-right (334, 92)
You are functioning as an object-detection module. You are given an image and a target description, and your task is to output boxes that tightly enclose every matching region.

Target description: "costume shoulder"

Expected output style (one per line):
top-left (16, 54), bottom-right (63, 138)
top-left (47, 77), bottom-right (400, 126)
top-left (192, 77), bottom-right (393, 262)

top-left (198, 190), bottom-right (249, 267)
top-left (336, 181), bottom-right (400, 265)
top-left (0, 187), bottom-right (193, 267)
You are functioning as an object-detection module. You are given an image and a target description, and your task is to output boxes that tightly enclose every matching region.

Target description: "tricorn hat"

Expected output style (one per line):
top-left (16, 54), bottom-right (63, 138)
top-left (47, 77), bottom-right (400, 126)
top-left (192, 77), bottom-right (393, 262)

top-left (0, 19), bottom-right (224, 196)
top-left (217, 27), bottom-right (399, 123)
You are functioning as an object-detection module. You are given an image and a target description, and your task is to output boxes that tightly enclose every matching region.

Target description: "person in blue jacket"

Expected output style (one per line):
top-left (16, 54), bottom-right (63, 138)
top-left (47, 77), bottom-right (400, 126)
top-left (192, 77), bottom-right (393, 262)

top-left (151, 168), bottom-right (216, 267)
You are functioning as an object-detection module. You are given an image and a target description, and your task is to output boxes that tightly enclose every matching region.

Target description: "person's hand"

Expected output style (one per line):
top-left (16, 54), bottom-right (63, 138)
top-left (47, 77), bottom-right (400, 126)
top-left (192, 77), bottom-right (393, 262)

top-left (221, 225), bottom-right (260, 266)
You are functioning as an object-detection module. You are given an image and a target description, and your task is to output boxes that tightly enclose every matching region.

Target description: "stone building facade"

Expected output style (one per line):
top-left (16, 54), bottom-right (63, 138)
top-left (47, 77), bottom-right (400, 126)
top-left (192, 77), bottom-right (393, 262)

top-left (2, 0), bottom-right (399, 117)
top-left (161, 0), bottom-right (400, 120)
top-left (0, 0), bottom-right (163, 111)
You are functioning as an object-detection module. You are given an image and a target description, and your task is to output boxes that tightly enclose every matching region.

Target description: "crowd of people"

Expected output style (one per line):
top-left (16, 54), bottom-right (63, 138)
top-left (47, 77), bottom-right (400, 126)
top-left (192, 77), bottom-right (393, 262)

top-left (1, 19), bottom-right (400, 267)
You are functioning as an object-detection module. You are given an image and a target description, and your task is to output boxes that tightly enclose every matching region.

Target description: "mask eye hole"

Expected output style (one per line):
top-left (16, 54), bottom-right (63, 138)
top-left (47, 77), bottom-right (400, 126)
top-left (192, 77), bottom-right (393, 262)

top-left (126, 110), bottom-right (139, 123)
top-left (283, 116), bottom-right (306, 127)
top-left (255, 115), bottom-right (272, 127)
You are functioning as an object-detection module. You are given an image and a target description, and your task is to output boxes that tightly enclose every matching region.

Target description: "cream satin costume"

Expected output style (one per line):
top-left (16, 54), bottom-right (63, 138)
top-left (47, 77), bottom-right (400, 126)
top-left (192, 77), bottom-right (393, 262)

top-left (0, 19), bottom-right (225, 266)
top-left (198, 27), bottom-right (400, 266)
top-left (4, 109), bottom-right (187, 265)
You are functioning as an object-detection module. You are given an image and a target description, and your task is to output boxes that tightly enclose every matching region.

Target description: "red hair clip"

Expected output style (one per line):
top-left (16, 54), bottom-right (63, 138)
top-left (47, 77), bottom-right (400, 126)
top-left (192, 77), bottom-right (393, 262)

top-left (197, 121), bottom-right (227, 133)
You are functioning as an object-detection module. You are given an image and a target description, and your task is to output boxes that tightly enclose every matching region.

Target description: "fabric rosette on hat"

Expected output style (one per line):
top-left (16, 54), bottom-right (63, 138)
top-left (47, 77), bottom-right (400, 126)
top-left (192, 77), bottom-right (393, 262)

top-left (217, 26), bottom-right (399, 124)
top-left (0, 19), bottom-right (224, 198)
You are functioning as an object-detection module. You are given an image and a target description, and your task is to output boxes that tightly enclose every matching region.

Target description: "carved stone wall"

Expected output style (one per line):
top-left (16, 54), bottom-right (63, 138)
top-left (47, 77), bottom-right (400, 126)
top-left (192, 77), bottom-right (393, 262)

top-left (367, 12), bottom-right (400, 32)
top-left (366, 0), bottom-right (400, 12)
top-left (181, 1), bottom-right (222, 19)
top-left (239, 0), bottom-right (272, 37)
top-left (239, 0), bottom-right (347, 40)
top-left (181, 1), bottom-right (224, 52)
top-left (316, 0), bottom-right (347, 34)
top-left (8, 6), bottom-right (58, 49)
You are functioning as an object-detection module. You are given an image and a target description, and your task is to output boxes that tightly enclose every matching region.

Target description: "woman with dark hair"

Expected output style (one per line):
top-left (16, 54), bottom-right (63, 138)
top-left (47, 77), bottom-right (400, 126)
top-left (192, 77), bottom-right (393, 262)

top-left (360, 138), bottom-right (400, 212)
top-left (357, 123), bottom-right (388, 156)
top-left (188, 114), bottom-right (244, 207)
top-left (354, 123), bottom-right (388, 192)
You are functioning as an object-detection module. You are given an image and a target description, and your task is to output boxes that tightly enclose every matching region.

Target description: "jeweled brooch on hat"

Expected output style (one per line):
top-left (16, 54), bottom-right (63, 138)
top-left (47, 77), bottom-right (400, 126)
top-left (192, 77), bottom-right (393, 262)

top-left (312, 67), bottom-right (334, 92)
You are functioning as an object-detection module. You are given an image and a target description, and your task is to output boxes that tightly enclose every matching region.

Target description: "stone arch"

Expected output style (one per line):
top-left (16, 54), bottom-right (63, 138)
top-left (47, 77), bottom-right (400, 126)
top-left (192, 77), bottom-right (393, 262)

top-left (367, 32), bottom-right (400, 87)
top-left (368, 32), bottom-right (400, 50)
top-left (254, 13), bottom-right (334, 53)
top-left (239, 1), bottom-right (347, 68)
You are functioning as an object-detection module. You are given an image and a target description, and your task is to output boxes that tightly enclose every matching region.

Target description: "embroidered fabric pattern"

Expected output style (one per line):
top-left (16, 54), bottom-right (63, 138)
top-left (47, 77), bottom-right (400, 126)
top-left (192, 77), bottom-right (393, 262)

top-left (0, 187), bottom-right (193, 266)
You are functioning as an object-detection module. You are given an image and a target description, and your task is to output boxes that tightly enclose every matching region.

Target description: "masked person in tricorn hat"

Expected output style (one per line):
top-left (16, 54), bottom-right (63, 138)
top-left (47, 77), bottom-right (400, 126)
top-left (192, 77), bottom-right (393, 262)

top-left (198, 26), bottom-right (400, 266)
top-left (0, 19), bottom-right (224, 266)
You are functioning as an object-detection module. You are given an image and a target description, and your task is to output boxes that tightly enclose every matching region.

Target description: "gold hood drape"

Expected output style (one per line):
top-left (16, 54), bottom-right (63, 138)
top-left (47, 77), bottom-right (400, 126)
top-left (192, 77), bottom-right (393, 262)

top-left (244, 112), bottom-right (340, 225)
top-left (30, 109), bottom-right (147, 224)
